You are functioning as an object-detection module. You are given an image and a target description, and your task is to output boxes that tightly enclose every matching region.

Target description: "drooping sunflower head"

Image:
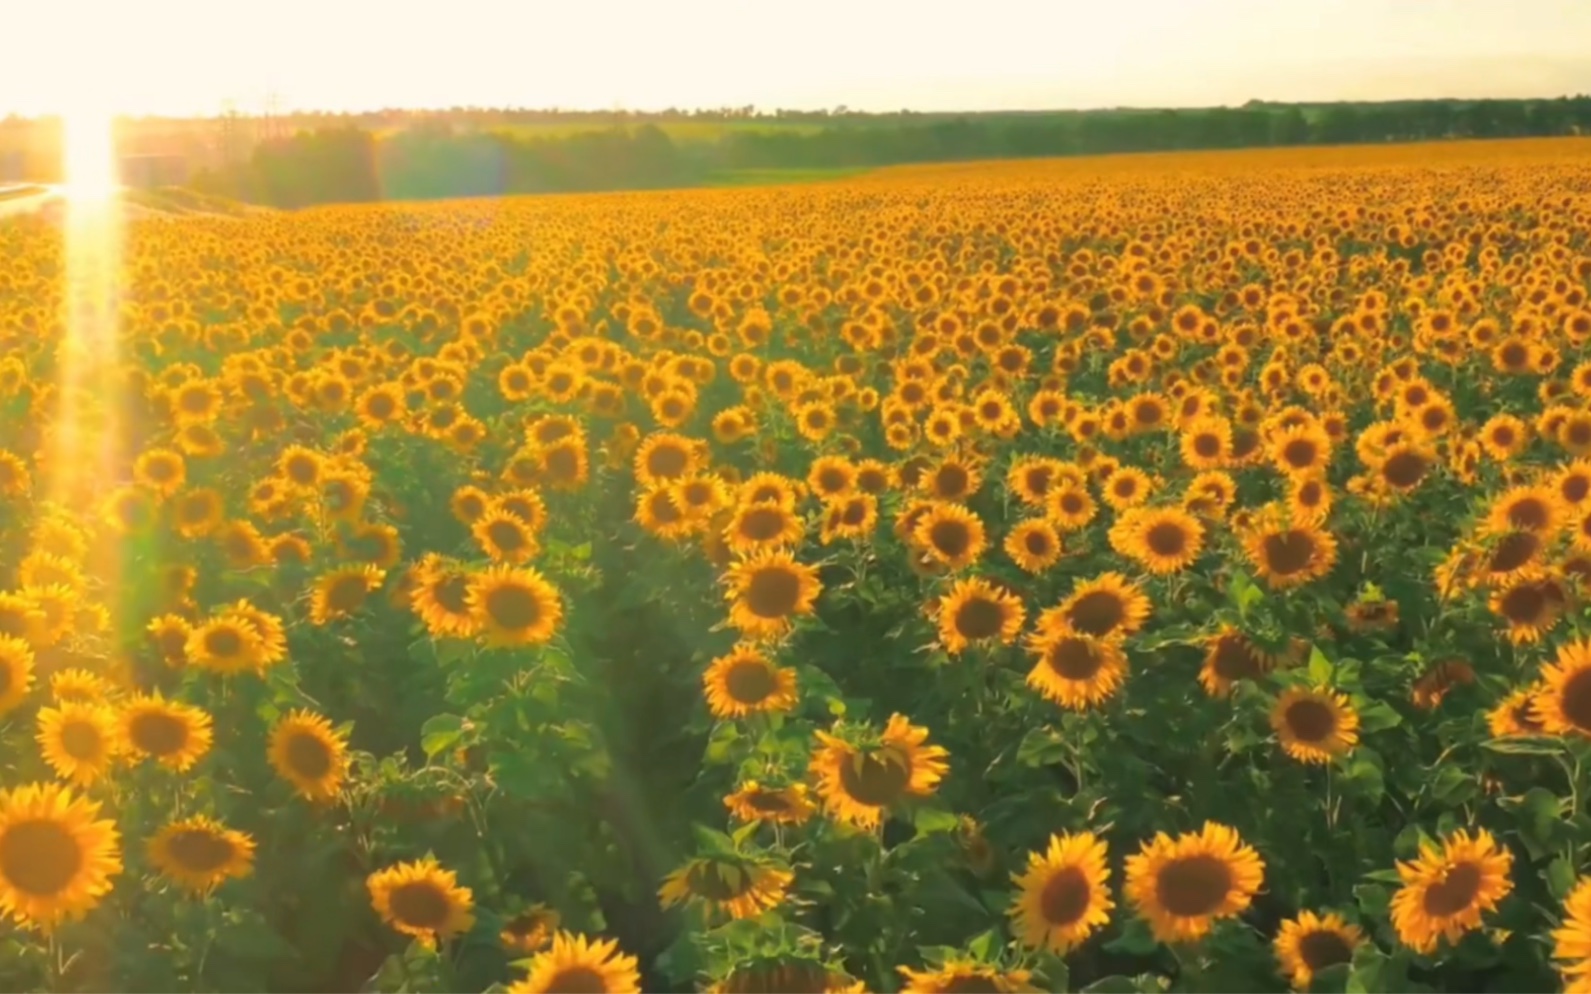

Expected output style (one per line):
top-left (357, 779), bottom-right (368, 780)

top-left (1198, 627), bottom-right (1275, 697)
top-left (1042, 572), bottom-right (1152, 641)
top-left (308, 565), bottom-right (386, 626)
top-left (809, 714), bottom-right (949, 830)
top-left (367, 857), bottom-right (475, 942)
top-left (500, 902), bottom-right (561, 955)
top-left (897, 958), bottom-right (1036, 994)
top-left (657, 854), bottom-right (794, 921)
top-left (724, 781), bottom-right (815, 827)
top-left (1024, 629), bottom-right (1128, 711)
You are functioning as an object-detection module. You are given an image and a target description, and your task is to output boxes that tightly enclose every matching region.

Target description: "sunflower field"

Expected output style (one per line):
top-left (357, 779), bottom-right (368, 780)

top-left (2, 137), bottom-right (1591, 993)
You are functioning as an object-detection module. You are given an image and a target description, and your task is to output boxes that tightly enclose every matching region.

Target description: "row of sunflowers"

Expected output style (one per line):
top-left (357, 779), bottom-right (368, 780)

top-left (1, 137), bottom-right (1591, 991)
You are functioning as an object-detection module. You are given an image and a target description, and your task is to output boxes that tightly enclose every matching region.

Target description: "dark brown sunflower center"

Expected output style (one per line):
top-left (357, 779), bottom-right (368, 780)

top-left (486, 519), bottom-right (529, 551)
top-left (725, 660), bottom-right (777, 704)
top-left (1421, 861), bottom-right (1482, 917)
top-left (1560, 668), bottom-right (1591, 731)
top-left (1193, 434), bottom-right (1221, 458)
top-left (1488, 532), bottom-right (1540, 574)
top-left (745, 567), bottom-right (802, 619)
top-left (940, 973), bottom-right (1007, 993)
top-left (1284, 698), bottom-right (1337, 743)
top-left (685, 860), bottom-right (752, 900)
top-left (1066, 591), bottom-right (1127, 637)
top-left (204, 627), bottom-right (244, 658)
top-left (1058, 492), bottom-right (1086, 515)
top-left (484, 584), bottom-right (543, 629)
top-left (1023, 467), bottom-right (1054, 496)
top-left (1024, 529), bottom-right (1053, 555)
top-left (325, 575), bottom-right (370, 612)
top-left (817, 469), bottom-right (849, 494)
top-left (389, 880), bottom-right (452, 929)
top-left (1507, 498), bottom-right (1550, 531)
top-left (1282, 439), bottom-right (1319, 469)
top-left (649, 492), bottom-right (683, 524)
top-left (1262, 530), bottom-right (1317, 576)
top-left (1565, 476), bottom-right (1591, 504)
top-left (1046, 637), bottom-right (1105, 680)
top-left (130, 711), bottom-right (189, 756)
top-left (954, 596), bottom-right (1006, 641)
top-left (1499, 583), bottom-right (1549, 624)
top-left (739, 507), bottom-right (787, 541)
top-left (60, 720), bottom-right (103, 759)
top-left (285, 457), bottom-right (318, 485)
top-left (1039, 865), bottom-right (1093, 925)
top-left (1297, 928), bottom-right (1353, 970)
top-left (646, 445), bottom-right (689, 479)
top-left (837, 750), bottom-right (910, 807)
top-left (1146, 521), bottom-right (1190, 557)
top-left (928, 520), bottom-right (973, 558)
top-left (166, 829), bottom-right (237, 873)
top-left (1210, 636), bottom-right (1262, 680)
top-left (1154, 853), bottom-right (1233, 918)
top-left (0, 819), bottom-right (84, 897)
top-left (935, 466), bottom-right (970, 497)
top-left (544, 967), bottom-right (611, 994)
top-left (285, 731), bottom-right (334, 779)
top-left (1381, 450), bottom-right (1429, 488)
top-left (433, 575), bottom-right (471, 614)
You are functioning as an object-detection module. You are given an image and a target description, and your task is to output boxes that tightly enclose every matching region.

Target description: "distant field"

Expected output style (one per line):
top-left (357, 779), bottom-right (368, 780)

top-left (0, 184), bottom-right (44, 202)
top-left (488, 120), bottom-right (827, 142)
top-left (705, 166), bottom-right (873, 186)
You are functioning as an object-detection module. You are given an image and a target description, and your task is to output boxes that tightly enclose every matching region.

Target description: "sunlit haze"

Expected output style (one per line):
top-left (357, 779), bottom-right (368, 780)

top-left (8, 0), bottom-right (1591, 117)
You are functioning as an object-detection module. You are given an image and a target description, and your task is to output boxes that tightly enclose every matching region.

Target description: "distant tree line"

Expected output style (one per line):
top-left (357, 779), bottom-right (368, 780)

top-left (179, 96), bottom-right (1591, 208)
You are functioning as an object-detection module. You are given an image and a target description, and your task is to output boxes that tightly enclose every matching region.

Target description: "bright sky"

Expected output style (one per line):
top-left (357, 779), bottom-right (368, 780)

top-left (8, 0), bottom-right (1591, 117)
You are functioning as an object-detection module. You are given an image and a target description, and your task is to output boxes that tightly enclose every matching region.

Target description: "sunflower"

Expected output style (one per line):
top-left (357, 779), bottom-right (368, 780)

top-left (935, 578), bottom-right (1025, 654)
top-left (739, 472), bottom-right (802, 509)
top-left (1553, 877), bottom-right (1591, 993)
top-left (184, 616), bottom-right (264, 675)
top-left (724, 502), bottom-right (805, 556)
top-left (1269, 423), bottom-right (1332, 477)
top-left (1532, 639), bottom-right (1591, 736)
top-left (308, 565), bottom-right (386, 625)
top-left (636, 484), bottom-right (695, 540)
top-left (368, 857), bottom-right (475, 943)
top-left (724, 550), bottom-right (822, 639)
top-left (1274, 911), bottom-right (1364, 989)
top-left (472, 510), bottom-right (541, 565)
top-left (1489, 571), bottom-right (1566, 645)
top-left (911, 502), bottom-right (988, 571)
top-left (1004, 518), bottom-right (1063, 573)
top-left (49, 668), bottom-right (113, 705)
top-left (1271, 687), bottom-right (1360, 764)
top-left (1038, 573), bottom-right (1153, 641)
top-left (268, 710), bottom-right (349, 802)
top-left (897, 960), bottom-right (1036, 993)
top-left (1008, 831), bottom-right (1113, 953)
top-left (36, 702), bottom-right (118, 787)
top-left (148, 816), bottom-right (255, 893)
top-left (0, 635), bottom-right (35, 715)
top-left (635, 431), bottom-right (703, 488)
top-left (507, 931), bottom-right (641, 994)
top-left (0, 783), bottom-right (121, 930)
top-left (1389, 828), bottom-right (1513, 953)
top-left (1374, 442), bottom-right (1435, 493)
top-left (1242, 518), bottom-right (1339, 590)
top-left (809, 714), bottom-right (949, 830)
top-left (1007, 456), bottom-right (1068, 508)
top-left (450, 485), bottom-right (491, 525)
top-left (466, 564), bottom-right (564, 647)
top-left (501, 903), bottom-right (561, 955)
top-left (1046, 483), bottom-right (1098, 532)
top-left (1101, 466), bottom-right (1154, 510)
top-left (658, 855), bottom-right (793, 921)
top-left (1485, 484), bottom-right (1565, 537)
top-left (710, 957), bottom-right (861, 994)
top-left (1109, 506), bottom-right (1205, 575)
top-left (1124, 822), bottom-right (1266, 943)
top-left (1180, 417), bottom-right (1232, 470)
top-left (119, 694), bottom-right (213, 771)
top-left (1489, 686), bottom-right (1549, 738)
top-left (409, 555), bottom-right (481, 639)
top-left (724, 781), bottom-right (815, 826)
top-left (703, 645), bottom-right (799, 719)
top-left (1025, 629), bottom-right (1128, 710)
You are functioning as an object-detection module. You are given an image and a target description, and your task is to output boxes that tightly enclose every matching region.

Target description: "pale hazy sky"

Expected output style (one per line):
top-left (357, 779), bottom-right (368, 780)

top-left (7, 0), bottom-right (1591, 117)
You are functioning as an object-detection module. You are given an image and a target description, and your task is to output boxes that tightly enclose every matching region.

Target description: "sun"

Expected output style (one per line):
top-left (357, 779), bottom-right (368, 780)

top-left (62, 101), bottom-right (118, 205)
